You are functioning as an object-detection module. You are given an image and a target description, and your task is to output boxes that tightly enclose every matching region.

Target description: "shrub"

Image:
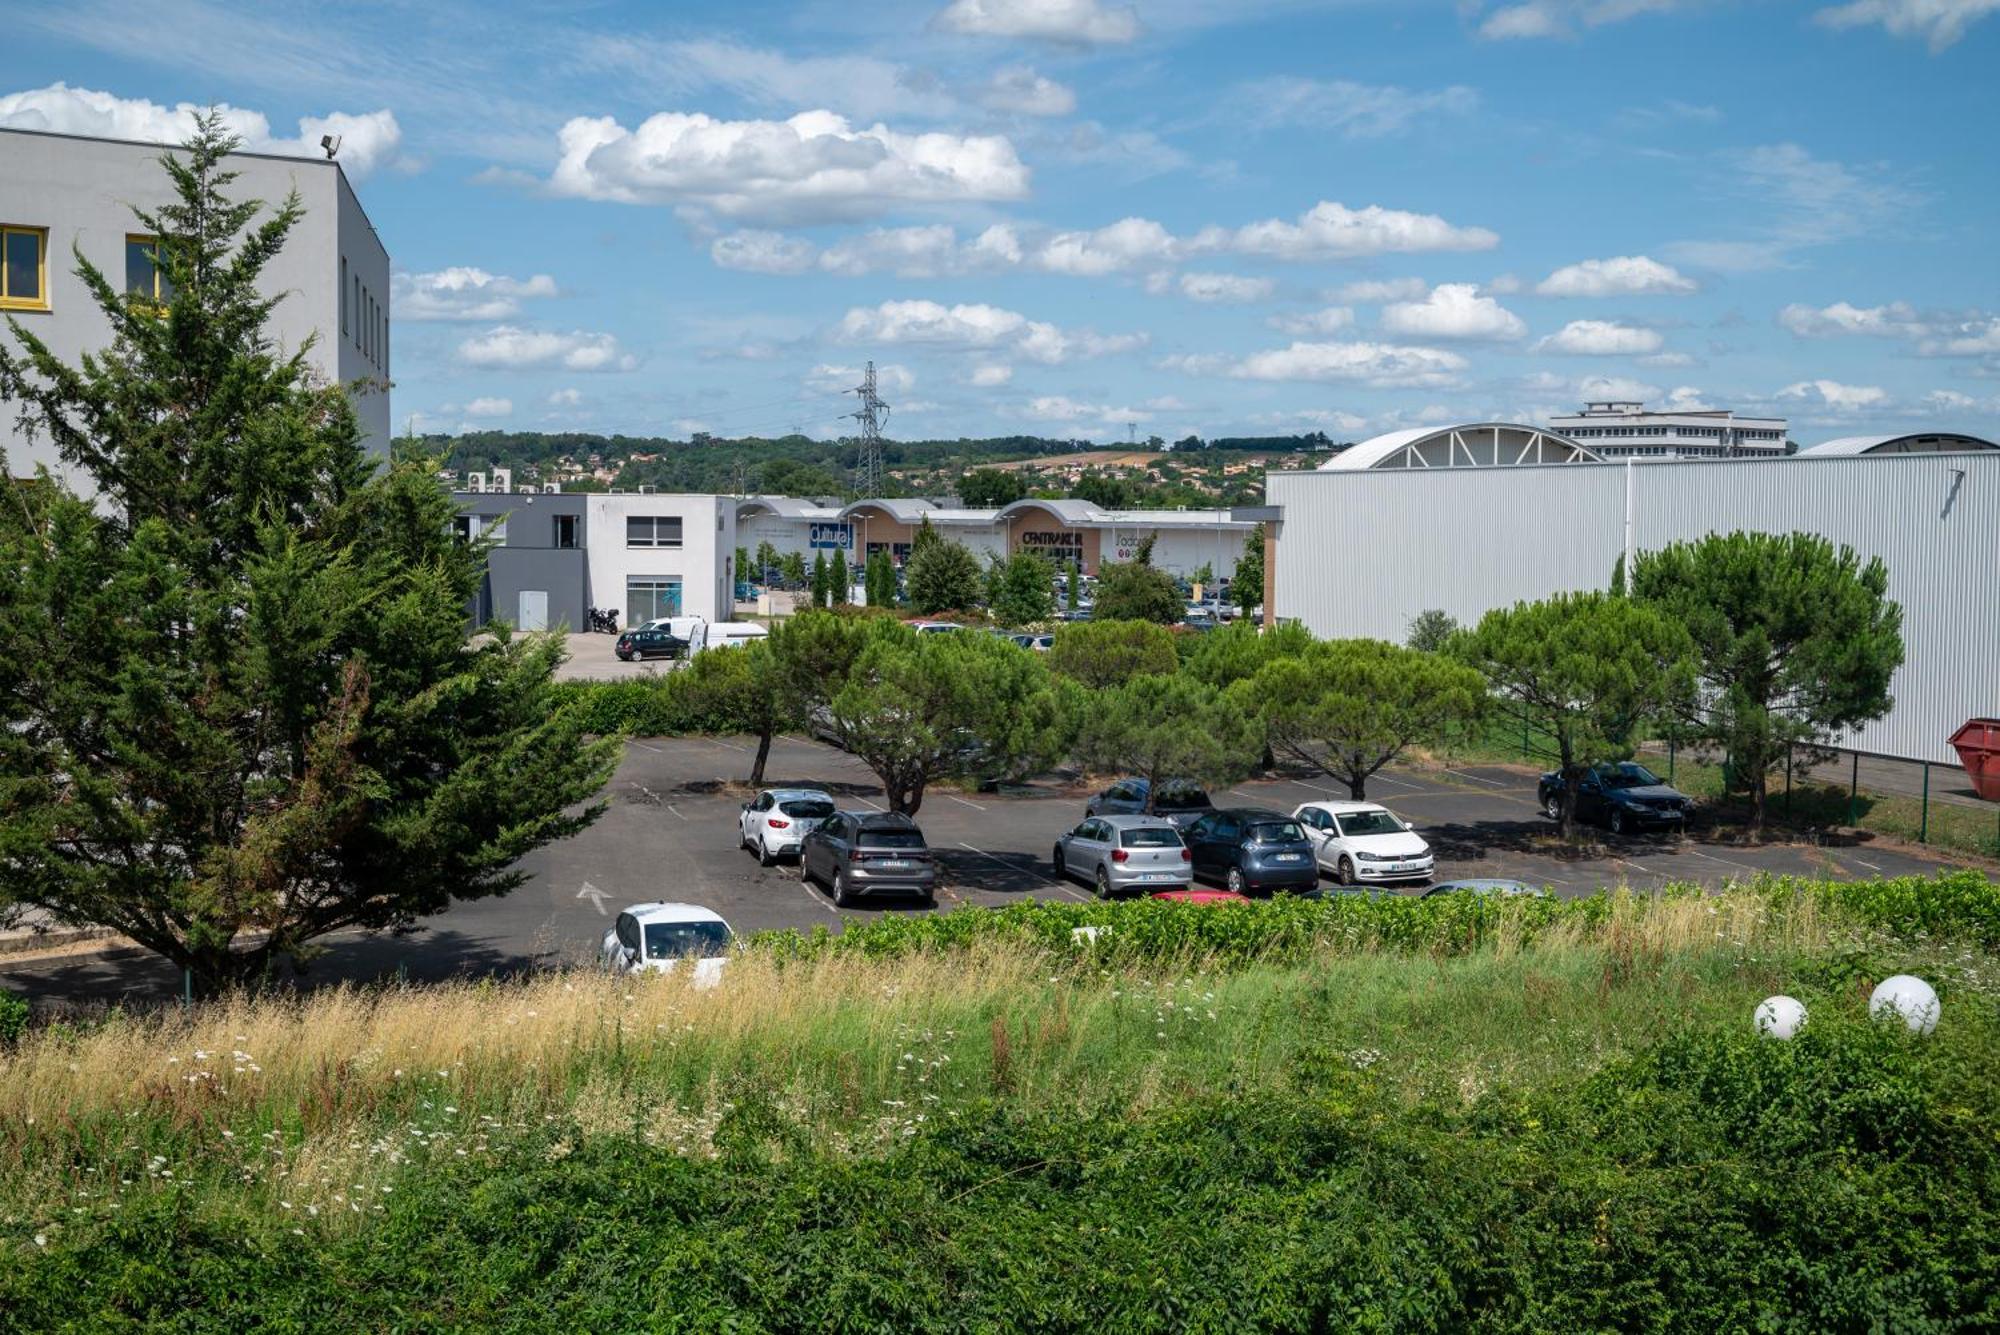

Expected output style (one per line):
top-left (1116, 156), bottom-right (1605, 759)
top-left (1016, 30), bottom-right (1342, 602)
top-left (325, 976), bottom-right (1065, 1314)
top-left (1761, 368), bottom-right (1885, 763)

top-left (0, 990), bottom-right (27, 1045)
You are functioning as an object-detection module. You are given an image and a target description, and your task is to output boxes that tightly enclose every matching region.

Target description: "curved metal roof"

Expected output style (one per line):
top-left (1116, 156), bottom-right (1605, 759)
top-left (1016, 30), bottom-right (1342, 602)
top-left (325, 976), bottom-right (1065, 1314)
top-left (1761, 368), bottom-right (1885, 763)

top-left (836, 498), bottom-right (941, 523)
top-left (1798, 432), bottom-right (1999, 457)
top-left (993, 498), bottom-right (1107, 525)
top-left (737, 496), bottom-right (840, 519)
top-left (1318, 422), bottom-right (1601, 471)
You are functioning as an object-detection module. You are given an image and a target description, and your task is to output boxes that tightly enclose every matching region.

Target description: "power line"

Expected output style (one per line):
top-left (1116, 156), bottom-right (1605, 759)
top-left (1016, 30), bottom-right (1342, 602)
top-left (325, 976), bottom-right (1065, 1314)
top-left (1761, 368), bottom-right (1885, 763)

top-left (845, 360), bottom-right (891, 496)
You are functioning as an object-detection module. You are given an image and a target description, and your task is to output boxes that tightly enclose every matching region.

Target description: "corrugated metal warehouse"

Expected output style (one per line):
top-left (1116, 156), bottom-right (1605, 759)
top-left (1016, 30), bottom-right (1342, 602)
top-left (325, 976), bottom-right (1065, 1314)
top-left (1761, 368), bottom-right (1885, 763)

top-left (1267, 451), bottom-right (2000, 765)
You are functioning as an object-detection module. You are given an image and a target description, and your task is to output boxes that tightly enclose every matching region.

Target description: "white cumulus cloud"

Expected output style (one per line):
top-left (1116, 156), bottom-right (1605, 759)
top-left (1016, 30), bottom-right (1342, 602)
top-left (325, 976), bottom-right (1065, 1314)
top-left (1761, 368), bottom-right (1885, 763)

top-left (935, 0), bottom-right (1141, 44)
top-left (393, 268), bottom-right (559, 321)
top-left (1777, 300), bottom-right (1924, 338)
top-left (463, 397), bottom-right (513, 417)
top-left (1269, 306), bottom-right (1356, 335)
top-left (1814, 0), bottom-right (2000, 52)
top-left (710, 230), bottom-right (818, 275)
top-left (1778, 378), bottom-right (1889, 411)
top-left (833, 299), bottom-right (1142, 364)
top-left (1536, 255), bottom-right (1696, 297)
top-left (978, 67), bottom-right (1078, 116)
top-left (1535, 320), bottom-right (1665, 356)
top-left (1035, 217), bottom-right (1181, 275)
top-left (547, 109), bottom-right (1029, 223)
top-left (807, 363), bottom-right (918, 394)
top-left (1380, 283), bottom-right (1525, 340)
top-left (1330, 277), bottom-right (1430, 303)
top-left (1213, 201), bottom-right (1498, 261)
top-left (548, 388), bottom-right (584, 407)
top-left (968, 363), bottom-right (1014, 386)
top-left (1245, 77), bottom-right (1478, 138)
top-left (1176, 272), bottom-right (1276, 304)
top-left (0, 82), bottom-right (405, 178)
top-left (457, 326), bottom-right (637, 372)
top-left (1217, 340), bottom-right (1469, 389)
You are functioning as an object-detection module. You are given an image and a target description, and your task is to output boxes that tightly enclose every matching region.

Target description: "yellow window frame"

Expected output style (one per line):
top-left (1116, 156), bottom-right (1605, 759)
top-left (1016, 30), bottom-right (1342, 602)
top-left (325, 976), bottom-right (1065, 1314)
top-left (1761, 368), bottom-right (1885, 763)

top-left (0, 224), bottom-right (50, 312)
top-left (125, 233), bottom-right (171, 310)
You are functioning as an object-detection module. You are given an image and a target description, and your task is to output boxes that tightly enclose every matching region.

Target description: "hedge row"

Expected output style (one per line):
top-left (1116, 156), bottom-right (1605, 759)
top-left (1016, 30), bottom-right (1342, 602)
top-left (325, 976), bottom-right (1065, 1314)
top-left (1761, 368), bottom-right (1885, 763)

top-left (750, 871), bottom-right (2000, 966)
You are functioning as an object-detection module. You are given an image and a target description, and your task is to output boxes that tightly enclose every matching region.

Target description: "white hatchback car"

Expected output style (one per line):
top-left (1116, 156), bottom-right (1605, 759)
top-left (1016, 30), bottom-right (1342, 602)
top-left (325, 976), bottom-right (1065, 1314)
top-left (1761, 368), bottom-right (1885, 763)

top-left (738, 787), bottom-right (837, 864)
top-left (1291, 801), bottom-right (1435, 887)
top-left (599, 903), bottom-right (734, 987)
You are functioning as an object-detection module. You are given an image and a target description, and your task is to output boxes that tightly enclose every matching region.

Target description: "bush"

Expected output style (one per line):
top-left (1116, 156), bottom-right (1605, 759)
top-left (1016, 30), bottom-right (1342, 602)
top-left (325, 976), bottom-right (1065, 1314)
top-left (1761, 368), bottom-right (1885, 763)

top-left (0, 990), bottom-right (27, 1045)
top-left (549, 678), bottom-right (701, 736)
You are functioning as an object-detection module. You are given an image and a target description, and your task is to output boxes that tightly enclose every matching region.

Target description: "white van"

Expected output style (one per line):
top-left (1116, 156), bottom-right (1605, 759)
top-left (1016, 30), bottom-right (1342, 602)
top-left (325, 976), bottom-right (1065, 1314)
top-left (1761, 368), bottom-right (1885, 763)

top-left (697, 621), bottom-right (770, 651)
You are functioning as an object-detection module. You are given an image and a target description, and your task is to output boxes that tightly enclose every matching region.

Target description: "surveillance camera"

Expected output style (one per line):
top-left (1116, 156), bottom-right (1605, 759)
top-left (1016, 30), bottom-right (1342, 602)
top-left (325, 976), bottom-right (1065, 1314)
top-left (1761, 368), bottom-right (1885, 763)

top-left (320, 133), bottom-right (342, 160)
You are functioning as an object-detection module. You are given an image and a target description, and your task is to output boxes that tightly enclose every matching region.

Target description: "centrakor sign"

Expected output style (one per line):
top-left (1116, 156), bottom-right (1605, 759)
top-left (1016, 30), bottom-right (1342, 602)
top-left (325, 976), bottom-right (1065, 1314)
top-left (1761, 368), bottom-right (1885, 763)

top-left (1017, 530), bottom-right (1084, 551)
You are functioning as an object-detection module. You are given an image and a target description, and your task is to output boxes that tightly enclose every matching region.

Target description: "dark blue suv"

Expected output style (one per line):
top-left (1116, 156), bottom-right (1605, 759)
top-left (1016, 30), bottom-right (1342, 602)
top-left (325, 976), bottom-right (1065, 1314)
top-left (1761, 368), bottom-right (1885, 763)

top-left (1538, 762), bottom-right (1691, 835)
top-left (1183, 808), bottom-right (1318, 896)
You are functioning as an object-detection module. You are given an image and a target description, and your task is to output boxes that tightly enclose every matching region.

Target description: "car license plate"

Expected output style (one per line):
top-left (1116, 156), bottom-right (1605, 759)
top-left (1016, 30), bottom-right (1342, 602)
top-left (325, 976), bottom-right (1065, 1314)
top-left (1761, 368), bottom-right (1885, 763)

top-left (1140, 872), bottom-right (1179, 882)
top-left (1273, 853), bottom-right (1305, 863)
top-left (873, 859), bottom-right (911, 869)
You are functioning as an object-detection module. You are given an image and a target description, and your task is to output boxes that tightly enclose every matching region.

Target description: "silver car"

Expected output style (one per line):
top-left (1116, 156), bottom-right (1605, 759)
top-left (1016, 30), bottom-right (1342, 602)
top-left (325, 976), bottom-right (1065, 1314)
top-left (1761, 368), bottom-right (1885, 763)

top-left (1052, 814), bottom-right (1192, 898)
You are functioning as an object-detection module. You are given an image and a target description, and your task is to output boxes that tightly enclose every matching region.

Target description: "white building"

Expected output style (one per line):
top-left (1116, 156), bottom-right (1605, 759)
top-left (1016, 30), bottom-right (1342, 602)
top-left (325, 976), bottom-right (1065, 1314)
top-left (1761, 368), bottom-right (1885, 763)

top-left (1547, 402), bottom-right (1789, 460)
top-left (1, 126), bottom-right (390, 479)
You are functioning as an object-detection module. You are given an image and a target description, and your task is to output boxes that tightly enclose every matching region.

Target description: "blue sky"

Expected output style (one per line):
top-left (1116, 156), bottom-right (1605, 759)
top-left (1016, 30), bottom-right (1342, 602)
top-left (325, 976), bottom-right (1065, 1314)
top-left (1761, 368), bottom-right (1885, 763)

top-left (5, 0), bottom-right (1998, 445)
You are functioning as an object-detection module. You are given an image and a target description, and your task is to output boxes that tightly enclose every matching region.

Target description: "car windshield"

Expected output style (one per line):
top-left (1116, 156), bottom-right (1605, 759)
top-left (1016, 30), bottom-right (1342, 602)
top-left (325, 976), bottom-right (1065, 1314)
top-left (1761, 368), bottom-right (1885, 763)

top-left (1601, 764), bottom-right (1661, 789)
top-left (1247, 820), bottom-right (1306, 844)
top-left (1120, 827), bottom-right (1181, 848)
top-left (779, 799), bottom-right (834, 818)
top-left (1336, 810), bottom-right (1404, 837)
top-left (643, 921), bottom-right (732, 960)
top-left (1153, 786), bottom-right (1212, 811)
top-left (859, 828), bottom-right (926, 849)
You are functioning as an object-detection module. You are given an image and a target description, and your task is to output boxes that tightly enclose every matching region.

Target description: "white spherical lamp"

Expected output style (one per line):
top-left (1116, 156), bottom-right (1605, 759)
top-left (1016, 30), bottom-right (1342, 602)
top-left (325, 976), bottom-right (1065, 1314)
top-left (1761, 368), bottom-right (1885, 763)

top-left (1754, 995), bottom-right (1807, 1040)
top-left (1869, 974), bottom-right (1940, 1034)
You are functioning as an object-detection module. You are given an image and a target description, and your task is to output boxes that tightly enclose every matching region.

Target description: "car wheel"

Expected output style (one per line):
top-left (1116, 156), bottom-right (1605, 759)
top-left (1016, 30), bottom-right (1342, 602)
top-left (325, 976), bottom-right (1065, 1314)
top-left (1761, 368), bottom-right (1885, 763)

top-left (757, 837), bottom-right (773, 867)
top-left (1052, 846), bottom-right (1066, 880)
top-left (1095, 867), bottom-right (1112, 900)
top-left (1609, 808), bottom-right (1627, 837)
top-left (1543, 793), bottom-right (1562, 821)
top-left (1226, 865), bottom-right (1247, 895)
top-left (832, 870), bottom-right (853, 908)
top-left (1336, 857), bottom-right (1355, 888)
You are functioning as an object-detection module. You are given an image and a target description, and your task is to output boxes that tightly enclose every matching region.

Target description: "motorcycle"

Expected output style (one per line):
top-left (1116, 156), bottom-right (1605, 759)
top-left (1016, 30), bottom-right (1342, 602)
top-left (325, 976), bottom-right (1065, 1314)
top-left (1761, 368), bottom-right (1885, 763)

top-left (587, 607), bottom-right (621, 634)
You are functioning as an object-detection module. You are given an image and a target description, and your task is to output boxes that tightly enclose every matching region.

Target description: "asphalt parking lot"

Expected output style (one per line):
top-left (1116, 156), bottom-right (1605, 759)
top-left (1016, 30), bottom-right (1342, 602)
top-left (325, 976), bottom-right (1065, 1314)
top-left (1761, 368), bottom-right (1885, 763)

top-left (3, 735), bottom-right (1981, 1008)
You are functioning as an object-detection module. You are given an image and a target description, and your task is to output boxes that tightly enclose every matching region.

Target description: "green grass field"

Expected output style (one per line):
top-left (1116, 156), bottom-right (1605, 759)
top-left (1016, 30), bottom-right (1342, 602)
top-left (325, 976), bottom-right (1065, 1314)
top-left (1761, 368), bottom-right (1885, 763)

top-left (2, 876), bottom-right (1997, 1330)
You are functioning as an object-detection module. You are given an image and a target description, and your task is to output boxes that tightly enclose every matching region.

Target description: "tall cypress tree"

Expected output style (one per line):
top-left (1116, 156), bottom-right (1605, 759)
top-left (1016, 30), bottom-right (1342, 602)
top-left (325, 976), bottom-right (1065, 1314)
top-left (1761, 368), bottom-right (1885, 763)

top-left (829, 548), bottom-right (850, 607)
top-left (811, 551), bottom-right (830, 608)
top-left (0, 117), bottom-right (619, 993)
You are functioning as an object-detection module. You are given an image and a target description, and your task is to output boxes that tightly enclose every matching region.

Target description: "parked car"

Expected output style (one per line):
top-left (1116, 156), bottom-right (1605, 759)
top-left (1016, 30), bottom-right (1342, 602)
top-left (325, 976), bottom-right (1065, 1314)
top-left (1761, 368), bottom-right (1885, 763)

top-left (1537, 762), bottom-right (1691, 835)
top-left (1291, 800), bottom-right (1435, 887)
top-left (1423, 879), bottom-right (1550, 899)
top-left (1006, 632), bottom-right (1054, 651)
top-left (599, 903), bottom-right (733, 987)
top-left (800, 810), bottom-right (938, 907)
top-left (1052, 814), bottom-right (1192, 897)
top-left (1183, 808), bottom-right (1319, 896)
top-left (909, 621), bottom-right (964, 635)
top-left (1085, 778), bottom-right (1215, 830)
top-left (737, 787), bottom-right (836, 865)
top-left (615, 627), bottom-right (688, 661)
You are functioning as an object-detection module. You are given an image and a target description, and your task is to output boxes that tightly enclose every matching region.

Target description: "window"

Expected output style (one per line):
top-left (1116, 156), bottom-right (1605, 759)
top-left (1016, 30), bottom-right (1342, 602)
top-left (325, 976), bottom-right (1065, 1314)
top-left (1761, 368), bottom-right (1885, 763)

top-left (1120, 826), bottom-right (1180, 849)
top-left (353, 274), bottom-right (361, 347)
top-left (1, 225), bottom-right (48, 310)
top-left (552, 514), bottom-right (578, 549)
top-left (340, 257), bottom-right (347, 335)
top-left (626, 577), bottom-right (682, 627)
top-left (626, 515), bottom-right (683, 548)
top-left (124, 235), bottom-right (175, 306)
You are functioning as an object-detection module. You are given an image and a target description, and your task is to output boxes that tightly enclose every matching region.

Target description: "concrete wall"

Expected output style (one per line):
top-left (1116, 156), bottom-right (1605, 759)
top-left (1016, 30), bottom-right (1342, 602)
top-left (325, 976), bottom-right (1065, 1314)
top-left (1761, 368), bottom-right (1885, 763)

top-left (1269, 453), bottom-right (2000, 764)
top-left (586, 493), bottom-right (736, 625)
top-left (0, 128), bottom-right (390, 481)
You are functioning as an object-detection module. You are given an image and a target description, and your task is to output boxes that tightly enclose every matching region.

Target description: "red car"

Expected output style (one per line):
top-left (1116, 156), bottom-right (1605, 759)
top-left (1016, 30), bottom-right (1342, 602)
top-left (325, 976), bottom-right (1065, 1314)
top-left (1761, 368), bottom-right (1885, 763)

top-left (1150, 888), bottom-right (1248, 905)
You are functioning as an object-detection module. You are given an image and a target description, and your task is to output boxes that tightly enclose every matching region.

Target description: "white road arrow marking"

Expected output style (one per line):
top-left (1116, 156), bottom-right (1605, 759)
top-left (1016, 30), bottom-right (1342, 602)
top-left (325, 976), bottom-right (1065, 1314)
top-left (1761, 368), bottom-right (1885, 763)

top-left (576, 882), bottom-right (609, 915)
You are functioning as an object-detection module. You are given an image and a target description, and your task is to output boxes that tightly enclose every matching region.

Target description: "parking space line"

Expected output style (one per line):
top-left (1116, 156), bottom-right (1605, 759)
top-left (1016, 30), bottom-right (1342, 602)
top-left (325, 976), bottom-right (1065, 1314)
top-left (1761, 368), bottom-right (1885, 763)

top-left (1685, 848), bottom-right (1766, 875)
top-left (664, 803), bottom-right (689, 821)
top-left (1229, 789), bottom-right (1263, 801)
top-left (1444, 768), bottom-right (1506, 787)
top-left (706, 738), bottom-right (748, 753)
top-left (1849, 854), bottom-right (1885, 872)
top-left (798, 875), bottom-right (840, 916)
top-left (945, 794), bottom-right (988, 810)
top-left (1611, 855), bottom-right (1658, 876)
top-left (1369, 774), bottom-right (1424, 791)
top-left (631, 741), bottom-right (666, 754)
top-left (957, 843), bottom-right (1089, 902)
top-left (850, 795), bottom-right (885, 811)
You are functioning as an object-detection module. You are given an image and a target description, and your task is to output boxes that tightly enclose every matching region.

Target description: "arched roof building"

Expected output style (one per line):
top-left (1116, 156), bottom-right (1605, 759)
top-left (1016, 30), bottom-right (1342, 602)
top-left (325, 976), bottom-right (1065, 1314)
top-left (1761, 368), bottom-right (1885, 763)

top-left (1798, 432), bottom-right (1999, 457)
top-left (1318, 423), bottom-right (1601, 471)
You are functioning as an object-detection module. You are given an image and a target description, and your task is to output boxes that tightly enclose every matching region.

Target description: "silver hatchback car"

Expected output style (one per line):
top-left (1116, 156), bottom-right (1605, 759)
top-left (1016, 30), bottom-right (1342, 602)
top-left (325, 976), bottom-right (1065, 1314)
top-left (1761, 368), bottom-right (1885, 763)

top-left (1052, 814), bottom-right (1192, 898)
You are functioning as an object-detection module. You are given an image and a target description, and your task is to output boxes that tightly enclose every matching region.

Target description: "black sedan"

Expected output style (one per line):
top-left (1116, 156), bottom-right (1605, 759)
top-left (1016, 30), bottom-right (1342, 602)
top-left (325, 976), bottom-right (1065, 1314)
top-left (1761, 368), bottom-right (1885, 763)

top-left (1538, 762), bottom-right (1691, 835)
top-left (615, 628), bottom-right (689, 661)
top-left (1182, 808), bottom-right (1319, 896)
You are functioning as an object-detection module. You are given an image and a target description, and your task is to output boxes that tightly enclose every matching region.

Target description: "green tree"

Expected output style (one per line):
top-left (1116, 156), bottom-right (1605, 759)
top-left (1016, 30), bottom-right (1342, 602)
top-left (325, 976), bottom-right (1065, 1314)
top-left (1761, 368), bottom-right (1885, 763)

top-left (1065, 559), bottom-right (1081, 614)
top-left (1242, 640), bottom-right (1487, 800)
top-left (1131, 533), bottom-right (1157, 567)
top-left (958, 468), bottom-right (1026, 507)
top-left (905, 537), bottom-right (984, 615)
top-left (863, 549), bottom-right (895, 608)
top-left (0, 118), bottom-right (618, 994)
top-left (1232, 525), bottom-right (1265, 616)
top-left (988, 551), bottom-right (1056, 626)
top-left (768, 609), bottom-right (882, 713)
top-left (733, 546), bottom-right (749, 585)
top-left (780, 551), bottom-right (808, 589)
top-left (826, 626), bottom-right (1066, 815)
top-left (1181, 619), bottom-right (1313, 688)
top-left (1190, 562), bottom-right (1215, 593)
top-left (1454, 591), bottom-right (1697, 837)
top-left (1406, 609), bottom-right (1459, 654)
top-left (911, 513), bottom-right (943, 559)
top-left (754, 541), bottom-right (780, 582)
top-left (1047, 620), bottom-right (1179, 689)
top-left (810, 552), bottom-right (830, 608)
top-left (1076, 675), bottom-right (1262, 814)
top-left (829, 549), bottom-right (850, 606)
top-left (675, 640), bottom-right (800, 787)
top-left (1090, 559), bottom-right (1182, 624)
top-left (1632, 531), bottom-right (1903, 835)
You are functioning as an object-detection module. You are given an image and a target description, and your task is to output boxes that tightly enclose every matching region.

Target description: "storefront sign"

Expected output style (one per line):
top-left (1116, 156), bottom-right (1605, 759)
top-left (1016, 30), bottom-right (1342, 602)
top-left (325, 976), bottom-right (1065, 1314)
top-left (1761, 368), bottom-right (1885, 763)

top-left (808, 522), bottom-right (853, 550)
top-left (1112, 530), bottom-right (1157, 562)
top-left (1018, 530), bottom-right (1084, 552)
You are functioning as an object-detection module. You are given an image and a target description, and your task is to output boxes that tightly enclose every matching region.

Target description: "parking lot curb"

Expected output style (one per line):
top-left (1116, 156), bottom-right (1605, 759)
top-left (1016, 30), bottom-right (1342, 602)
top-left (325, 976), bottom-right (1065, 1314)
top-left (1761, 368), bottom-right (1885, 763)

top-left (0, 924), bottom-right (122, 959)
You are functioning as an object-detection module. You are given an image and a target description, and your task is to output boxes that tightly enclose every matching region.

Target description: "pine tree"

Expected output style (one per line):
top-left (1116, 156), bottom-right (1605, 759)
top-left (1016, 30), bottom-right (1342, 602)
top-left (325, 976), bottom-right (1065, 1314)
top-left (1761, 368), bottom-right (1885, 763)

top-left (829, 549), bottom-right (850, 607)
top-left (811, 552), bottom-right (830, 608)
top-left (0, 118), bottom-right (620, 993)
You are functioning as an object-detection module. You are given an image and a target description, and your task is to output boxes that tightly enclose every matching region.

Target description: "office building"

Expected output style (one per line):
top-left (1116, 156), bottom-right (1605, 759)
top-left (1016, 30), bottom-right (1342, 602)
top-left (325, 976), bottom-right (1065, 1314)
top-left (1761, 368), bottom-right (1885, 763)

top-left (1547, 401), bottom-right (1789, 459)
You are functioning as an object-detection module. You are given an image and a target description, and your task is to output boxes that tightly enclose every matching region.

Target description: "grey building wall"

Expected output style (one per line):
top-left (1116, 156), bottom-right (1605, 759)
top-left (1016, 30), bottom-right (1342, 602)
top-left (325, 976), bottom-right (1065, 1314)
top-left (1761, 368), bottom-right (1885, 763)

top-left (0, 127), bottom-right (390, 481)
top-left (458, 491), bottom-right (591, 632)
top-left (1269, 453), bottom-right (2000, 765)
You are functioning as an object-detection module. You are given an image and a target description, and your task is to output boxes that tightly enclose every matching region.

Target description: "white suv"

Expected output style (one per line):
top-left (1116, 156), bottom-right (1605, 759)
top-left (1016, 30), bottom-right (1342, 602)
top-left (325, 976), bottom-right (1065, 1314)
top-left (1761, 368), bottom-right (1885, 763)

top-left (738, 787), bottom-right (836, 865)
top-left (600, 903), bottom-right (733, 988)
top-left (1291, 800), bottom-right (1434, 887)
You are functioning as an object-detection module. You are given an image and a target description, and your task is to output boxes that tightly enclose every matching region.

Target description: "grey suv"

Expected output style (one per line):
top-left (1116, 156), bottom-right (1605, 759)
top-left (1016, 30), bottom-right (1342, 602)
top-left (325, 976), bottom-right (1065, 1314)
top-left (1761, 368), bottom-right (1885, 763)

top-left (1052, 814), bottom-right (1192, 897)
top-left (800, 811), bottom-right (938, 908)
